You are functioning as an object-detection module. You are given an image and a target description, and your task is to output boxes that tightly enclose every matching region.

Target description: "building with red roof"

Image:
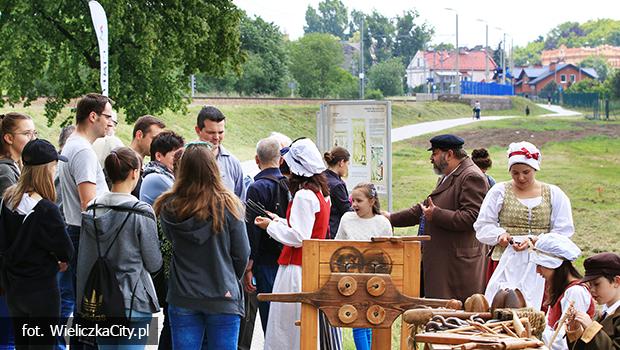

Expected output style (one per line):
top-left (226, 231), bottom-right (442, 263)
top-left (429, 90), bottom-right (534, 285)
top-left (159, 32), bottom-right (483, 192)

top-left (406, 49), bottom-right (497, 92)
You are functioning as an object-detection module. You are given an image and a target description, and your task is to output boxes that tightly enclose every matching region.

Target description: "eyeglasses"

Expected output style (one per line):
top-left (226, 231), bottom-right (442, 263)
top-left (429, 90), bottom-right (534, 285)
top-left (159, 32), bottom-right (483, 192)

top-left (12, 130), bottom-right (38, 139)
top-left (100, 113), bottom-right (114, 120)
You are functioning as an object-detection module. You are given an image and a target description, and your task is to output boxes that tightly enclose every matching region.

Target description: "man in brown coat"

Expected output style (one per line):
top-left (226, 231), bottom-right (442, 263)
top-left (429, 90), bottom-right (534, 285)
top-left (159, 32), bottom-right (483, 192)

top-left (386, 134), bottom-right (488, 301)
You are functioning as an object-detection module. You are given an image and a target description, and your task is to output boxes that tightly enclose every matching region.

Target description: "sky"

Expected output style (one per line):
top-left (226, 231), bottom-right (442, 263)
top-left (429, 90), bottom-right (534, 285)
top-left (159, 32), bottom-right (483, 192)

top-left (233, 0), bottom-right (620, 49)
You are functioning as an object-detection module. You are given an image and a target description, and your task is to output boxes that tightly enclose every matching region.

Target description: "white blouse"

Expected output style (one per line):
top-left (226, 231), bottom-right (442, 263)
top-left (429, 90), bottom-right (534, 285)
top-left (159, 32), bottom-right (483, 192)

top-left (335, 212), bottom-right (393, 240)
top-left (474, 182), bottom-right (574, 245)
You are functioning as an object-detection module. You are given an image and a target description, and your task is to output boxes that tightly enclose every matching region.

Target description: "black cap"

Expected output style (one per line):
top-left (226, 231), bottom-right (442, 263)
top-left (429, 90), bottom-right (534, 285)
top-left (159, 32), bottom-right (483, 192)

top-left (22, 139), bottom-right (68, 166)
top-left (427, 134), bottom-right (465, 151)
top-left (582, 253), bottom-right (620, 282)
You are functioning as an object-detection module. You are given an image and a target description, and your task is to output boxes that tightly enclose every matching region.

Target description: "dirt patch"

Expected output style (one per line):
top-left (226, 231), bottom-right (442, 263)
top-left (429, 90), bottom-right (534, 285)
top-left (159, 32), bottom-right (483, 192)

top-left (405, 122), bottom-right (620, 149)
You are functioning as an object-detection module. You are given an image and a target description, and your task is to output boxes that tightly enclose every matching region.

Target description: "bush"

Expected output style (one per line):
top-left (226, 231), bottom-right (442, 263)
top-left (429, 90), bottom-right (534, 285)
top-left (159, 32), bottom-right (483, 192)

top-left (365, 89), bottom-right (384, 100)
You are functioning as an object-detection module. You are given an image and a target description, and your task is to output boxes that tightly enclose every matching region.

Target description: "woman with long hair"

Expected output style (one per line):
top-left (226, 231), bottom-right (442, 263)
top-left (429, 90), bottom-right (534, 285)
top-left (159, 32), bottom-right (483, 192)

top-left (255, 138), bottom-right (331, 350)
top-left (323, 146), bottom-right (351, 239)
top-left (530, 233), bottom-right (595, 349)
top-left (77, 147), bottom-right (161, 349)
top-left (474, 141), bottom-right (574, 309)
top-left (0, 113), bottom-right (36, 195)
top-left (0, 139), bottom-right (73, 349)
top-left (154, 143), bottom-right (249, 350)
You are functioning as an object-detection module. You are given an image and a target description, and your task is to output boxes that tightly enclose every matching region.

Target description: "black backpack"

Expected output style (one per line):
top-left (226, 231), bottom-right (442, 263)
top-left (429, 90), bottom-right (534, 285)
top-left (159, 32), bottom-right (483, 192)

top-left (78, 202), bottom-right (149, 327)
top-left (263, 175), bottom-right (291, 218)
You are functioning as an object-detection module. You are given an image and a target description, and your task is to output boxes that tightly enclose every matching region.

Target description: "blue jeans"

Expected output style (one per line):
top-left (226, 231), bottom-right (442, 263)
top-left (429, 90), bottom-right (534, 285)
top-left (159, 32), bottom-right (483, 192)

top-left (0, 295), bottom-right (14, 350)
top-left (55, 268), bottom-right (74, 350)
top-left (353, 328), bottom-right (372, 350)
top-left (253, 263), bottom-right (278, 334)
top-left (168, 305), bottom-right (240, 350)
top-left (97, 309), bottom-right (152, 350)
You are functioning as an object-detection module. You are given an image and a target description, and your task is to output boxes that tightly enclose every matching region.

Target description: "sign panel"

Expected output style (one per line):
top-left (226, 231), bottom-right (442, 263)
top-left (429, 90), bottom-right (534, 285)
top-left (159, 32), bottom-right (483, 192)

top-left (317, 101), bottom-right (392, 210)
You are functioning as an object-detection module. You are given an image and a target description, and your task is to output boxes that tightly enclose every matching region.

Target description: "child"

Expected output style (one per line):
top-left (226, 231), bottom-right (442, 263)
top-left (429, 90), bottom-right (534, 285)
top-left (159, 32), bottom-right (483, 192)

top-left (566, 252), bottom-right (620, 349)
top-left (530, 233), bottom-right (595, 350)
top-left (335, 182), bottom-right (392, 350)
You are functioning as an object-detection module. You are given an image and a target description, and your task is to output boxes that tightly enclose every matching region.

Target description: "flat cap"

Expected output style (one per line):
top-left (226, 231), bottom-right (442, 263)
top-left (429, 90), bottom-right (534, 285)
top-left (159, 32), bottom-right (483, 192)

top-left (427, 134), bottom-right (465, 151)
top-left (582, 252), bottom-right (620, 283)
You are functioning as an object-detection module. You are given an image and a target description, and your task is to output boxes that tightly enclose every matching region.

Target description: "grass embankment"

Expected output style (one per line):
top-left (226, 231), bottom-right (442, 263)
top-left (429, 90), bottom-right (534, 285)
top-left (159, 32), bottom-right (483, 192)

top-left (4, 96), bottom-right (548, 160)
top-left (391, 96), bottom-right (549, 128)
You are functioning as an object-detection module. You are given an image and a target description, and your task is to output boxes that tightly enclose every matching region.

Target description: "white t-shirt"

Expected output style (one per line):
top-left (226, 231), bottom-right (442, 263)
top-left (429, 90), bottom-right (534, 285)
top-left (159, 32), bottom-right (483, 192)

top-left (335, 211), bottom-right (392, 240)
top-left (59, 134), bottom-right (109, 226)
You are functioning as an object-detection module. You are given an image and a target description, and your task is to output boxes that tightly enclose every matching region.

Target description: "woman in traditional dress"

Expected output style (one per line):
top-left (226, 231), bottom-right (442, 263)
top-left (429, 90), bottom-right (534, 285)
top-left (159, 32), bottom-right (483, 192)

top-left (474, 141), bottom-right (574, 310)
top-left (255, 138), bottom-right (330, 350)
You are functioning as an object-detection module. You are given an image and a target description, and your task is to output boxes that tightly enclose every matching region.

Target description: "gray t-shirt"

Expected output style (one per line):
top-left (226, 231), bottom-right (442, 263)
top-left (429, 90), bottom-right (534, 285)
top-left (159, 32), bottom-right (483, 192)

top-left (59, 134), bottom-right (109, 226)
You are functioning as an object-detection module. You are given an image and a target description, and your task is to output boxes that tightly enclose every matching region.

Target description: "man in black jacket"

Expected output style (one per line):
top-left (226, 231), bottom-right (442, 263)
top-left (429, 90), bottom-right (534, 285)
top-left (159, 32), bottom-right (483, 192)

top-left (243, 137), bottom-right (288, 337)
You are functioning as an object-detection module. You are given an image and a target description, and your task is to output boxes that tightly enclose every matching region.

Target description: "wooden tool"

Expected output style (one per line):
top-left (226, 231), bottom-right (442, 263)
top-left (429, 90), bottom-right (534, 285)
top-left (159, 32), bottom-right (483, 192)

top-left (403, 309), bottom-right (492, 324)
top-left (415, 332), bottom-right (544, 348)
top-left (258, 273), bottom-right (461, 328)
top-left (548, 300), bottom-right (575, 347)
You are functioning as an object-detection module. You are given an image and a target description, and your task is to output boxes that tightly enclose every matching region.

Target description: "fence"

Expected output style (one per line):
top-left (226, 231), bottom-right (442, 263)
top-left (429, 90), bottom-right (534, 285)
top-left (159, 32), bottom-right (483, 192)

top-left (460, 81), bottom-right (514, 96)
top-left (561, 92), bottom-right (600, 108)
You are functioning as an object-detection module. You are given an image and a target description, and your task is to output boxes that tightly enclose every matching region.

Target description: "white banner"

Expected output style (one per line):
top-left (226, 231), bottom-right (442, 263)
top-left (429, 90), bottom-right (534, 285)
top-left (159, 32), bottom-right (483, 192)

top-left (88, 1), bottom-right (109, 96)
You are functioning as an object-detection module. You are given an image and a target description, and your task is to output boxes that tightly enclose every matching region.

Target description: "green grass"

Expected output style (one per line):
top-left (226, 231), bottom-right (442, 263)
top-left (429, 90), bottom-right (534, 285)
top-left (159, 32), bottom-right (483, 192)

top-left (3, 96), bottom-right (551, 160)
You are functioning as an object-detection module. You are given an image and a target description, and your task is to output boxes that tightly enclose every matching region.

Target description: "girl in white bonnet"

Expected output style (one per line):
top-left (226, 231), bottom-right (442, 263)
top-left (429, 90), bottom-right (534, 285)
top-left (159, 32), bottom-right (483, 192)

top-left (474, 141), bottom-right (575, 310)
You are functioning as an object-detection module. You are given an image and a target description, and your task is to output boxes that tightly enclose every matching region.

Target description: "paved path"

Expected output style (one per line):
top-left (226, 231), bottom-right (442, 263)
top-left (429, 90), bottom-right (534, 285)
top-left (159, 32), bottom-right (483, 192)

top-left (538, 103), bottom-right (582, 117)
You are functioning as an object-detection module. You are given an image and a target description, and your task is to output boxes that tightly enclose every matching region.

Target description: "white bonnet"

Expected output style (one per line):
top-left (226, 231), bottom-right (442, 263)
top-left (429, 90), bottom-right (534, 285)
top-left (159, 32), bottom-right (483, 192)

top-left (507, 141), bottom-right (541, 171)
top-left (530, 233), bottom-right (581, 269)
top-left (283, 138), bottom-right (326, 177)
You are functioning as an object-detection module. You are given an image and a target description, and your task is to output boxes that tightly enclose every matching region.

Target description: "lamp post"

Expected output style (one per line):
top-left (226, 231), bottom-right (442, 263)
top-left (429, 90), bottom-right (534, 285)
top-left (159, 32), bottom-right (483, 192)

top-left (477, 19), bottom-right (489, 82)
top-left (445, 8), bottom-right (459, 94)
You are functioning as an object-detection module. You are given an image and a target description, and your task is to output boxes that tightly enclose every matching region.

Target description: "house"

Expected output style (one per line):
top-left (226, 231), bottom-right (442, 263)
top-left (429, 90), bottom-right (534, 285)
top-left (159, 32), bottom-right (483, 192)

top-left (541, 44), bottom-right (620, 69)
top-left (406, 49), bottom-right (497, 92)
top-left (513, 62), bottom-right (598, 95)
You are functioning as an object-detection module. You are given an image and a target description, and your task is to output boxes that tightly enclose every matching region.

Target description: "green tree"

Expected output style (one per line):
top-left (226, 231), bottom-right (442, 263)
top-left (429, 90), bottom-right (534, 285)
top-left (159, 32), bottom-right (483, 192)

top-left (392, 10), bottom-right (434, 66)
top-left (289, 33), bottom-right (345, 97)
top-left (579, 56), bottom-right (611, 82)
top-left (544, 21), bottom-right (584, 49)
top-left (236, 15), bottom-right (289, 95)
top-left (565, 78), bottom-right (609, 96)
top-left (363, 11), bottom-right (395, 66)
top-left (513, 38), bottom-right (544, 66)
top-left (432, 43), bottom-right (455, 51)
top-left (540, 80), bottom-right (558, 97)
top-left (0, 1), bottom-right (243, 124)
top-left (367, 58), bottom-right (404, 96)
top-left (303, 0), bottom-right (349, 40)
top-left (610, 70), bottom-right (620, 99)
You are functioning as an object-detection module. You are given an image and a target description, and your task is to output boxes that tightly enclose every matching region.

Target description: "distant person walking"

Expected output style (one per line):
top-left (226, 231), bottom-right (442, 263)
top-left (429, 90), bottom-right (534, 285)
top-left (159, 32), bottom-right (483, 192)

top-left (473, 100), bottom-right (481, 120)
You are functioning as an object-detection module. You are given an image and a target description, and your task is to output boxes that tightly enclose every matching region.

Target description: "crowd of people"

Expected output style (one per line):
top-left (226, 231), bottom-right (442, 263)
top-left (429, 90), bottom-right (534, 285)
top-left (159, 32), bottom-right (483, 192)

top-left (0, 92), bottom-right (618, 350)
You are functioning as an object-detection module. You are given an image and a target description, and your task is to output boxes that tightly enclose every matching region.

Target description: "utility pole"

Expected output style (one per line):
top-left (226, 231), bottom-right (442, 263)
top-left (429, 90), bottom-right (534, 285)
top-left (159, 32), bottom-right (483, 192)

top-left (359, 16), bottom-right (365, 99)
top-left (484, 23), bottom-right (488, 81)
top-left (502, 32), bottom-right (506, 84)
top-left (455, 13), bottom-right (460, 94)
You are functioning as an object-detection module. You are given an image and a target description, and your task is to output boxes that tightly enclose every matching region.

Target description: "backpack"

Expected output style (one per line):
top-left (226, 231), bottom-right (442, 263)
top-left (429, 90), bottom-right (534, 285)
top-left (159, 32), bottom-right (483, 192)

top-left (77, 201), bottom-right (147, 327)
top-left (263, 175), bottom-right (291, 218)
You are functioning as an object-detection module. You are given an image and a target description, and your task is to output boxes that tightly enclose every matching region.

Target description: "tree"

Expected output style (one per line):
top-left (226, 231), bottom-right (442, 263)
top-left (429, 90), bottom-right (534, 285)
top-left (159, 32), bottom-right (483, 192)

top-left (610, 70), bottom-right (620, 99)
top-left (565, 78), bottom-right (609, 96)
top-left (289, 33), bottom-right (345, 97)
top-left (303, 0), bottom-right (348, 40)
top-left (367, 58), bottom-right (405, 97)
top-left (392, 10), bottom-right (434, 66)
top-left (236, 15), bottom-right (289, 95)
top-left (540, 80), bottom-right (558, 97)
top-left (363, 11), bottom-right (395, 66)
top-left (432, 43), bottom-right (455, 51)
top-left (544, 21), bottom-right (584, 49)
top-left (579, 56), bottom-right (611, 82)
top-left (513, 38), bottom-right (544, 66)
top-left (0, 1), bottom-right (243, 124)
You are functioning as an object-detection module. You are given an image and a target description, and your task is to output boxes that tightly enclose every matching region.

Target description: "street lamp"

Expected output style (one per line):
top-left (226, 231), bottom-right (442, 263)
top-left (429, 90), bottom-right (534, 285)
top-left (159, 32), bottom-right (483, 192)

top-left (445, 8), bottom-right (459, 94)
top-left (477, 19), bottom-right (489, 82)
top-left (495, 27), bottom-right (507, 84)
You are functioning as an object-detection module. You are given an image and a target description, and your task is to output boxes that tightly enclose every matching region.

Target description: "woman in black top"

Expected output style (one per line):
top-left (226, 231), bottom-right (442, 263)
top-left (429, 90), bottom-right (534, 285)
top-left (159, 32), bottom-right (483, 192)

top-left (323, 146), bottom-right (352, 239)
top-left (0, 139), bottom-right (73, 349)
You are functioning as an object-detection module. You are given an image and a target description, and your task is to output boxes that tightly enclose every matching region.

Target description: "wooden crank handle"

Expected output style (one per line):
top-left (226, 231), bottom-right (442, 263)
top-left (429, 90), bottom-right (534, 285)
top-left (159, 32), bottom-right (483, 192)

top-left (257, 292), bottom-right (315, 305)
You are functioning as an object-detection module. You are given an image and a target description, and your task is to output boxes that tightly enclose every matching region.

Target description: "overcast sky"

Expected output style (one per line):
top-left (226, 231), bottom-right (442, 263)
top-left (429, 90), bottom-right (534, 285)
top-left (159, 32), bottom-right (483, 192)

top-left (233, 0), bottom-right (620, 49)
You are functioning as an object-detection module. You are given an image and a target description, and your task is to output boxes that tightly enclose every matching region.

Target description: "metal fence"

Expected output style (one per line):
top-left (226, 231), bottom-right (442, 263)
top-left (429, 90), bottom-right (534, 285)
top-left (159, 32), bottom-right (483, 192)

top-left (561, 92), bottom-right (600, 108)
top-left (460, 81), bottom-right (514, 96)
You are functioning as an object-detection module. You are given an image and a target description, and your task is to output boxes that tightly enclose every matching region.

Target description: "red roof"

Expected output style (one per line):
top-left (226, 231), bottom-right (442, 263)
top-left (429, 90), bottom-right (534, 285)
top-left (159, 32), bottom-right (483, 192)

top-left (423, 50), bottom-right (497, 71)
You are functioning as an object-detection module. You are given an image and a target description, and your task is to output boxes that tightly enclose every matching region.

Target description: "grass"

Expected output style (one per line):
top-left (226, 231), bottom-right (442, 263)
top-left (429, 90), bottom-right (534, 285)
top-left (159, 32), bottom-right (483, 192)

top-left (3, 96), bottom-right (551, 160)
top-left (390, 118), bottom-right (620, 259)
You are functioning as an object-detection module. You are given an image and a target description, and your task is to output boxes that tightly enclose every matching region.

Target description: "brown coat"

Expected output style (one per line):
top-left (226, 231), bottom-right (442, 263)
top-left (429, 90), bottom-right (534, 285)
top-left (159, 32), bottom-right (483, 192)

top-left (390, 157), bottom-right (488, 301)
top-left (567, 308), bottom-right (620, 349)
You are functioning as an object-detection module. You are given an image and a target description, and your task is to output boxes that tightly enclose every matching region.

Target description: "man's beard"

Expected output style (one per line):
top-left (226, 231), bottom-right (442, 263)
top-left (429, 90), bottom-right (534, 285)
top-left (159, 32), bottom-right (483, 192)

top-left (432, 154), bottom-right (448, 175)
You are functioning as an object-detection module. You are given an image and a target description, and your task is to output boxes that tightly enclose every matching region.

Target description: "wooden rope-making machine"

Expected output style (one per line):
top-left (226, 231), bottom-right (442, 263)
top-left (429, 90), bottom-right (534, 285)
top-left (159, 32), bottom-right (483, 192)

top-left (258, 237), bottom-right (548, 349)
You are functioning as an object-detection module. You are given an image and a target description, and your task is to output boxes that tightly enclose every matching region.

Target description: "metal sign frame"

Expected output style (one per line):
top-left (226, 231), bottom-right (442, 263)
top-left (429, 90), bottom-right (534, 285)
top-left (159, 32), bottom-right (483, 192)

top-left (317, 100), bottom-right (392, 211)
